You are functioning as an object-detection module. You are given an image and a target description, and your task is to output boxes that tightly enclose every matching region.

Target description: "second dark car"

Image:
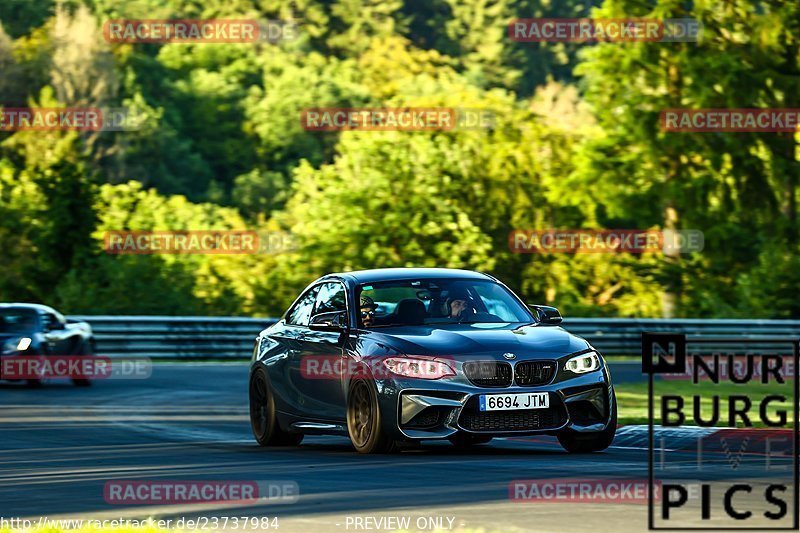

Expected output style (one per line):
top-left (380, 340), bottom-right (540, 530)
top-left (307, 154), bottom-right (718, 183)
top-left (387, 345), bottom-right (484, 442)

top-left (0, 303), bottom-right (95, 387)
top-left (249, 268), bottom-right (616, 454)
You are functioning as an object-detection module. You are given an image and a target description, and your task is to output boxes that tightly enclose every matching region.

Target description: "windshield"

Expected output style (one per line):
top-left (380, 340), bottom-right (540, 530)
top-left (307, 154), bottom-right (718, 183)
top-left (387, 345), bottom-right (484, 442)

top-left (357, 278), bottom-right (533, 328)
top-left (0, 309), bottom-right (39, 333)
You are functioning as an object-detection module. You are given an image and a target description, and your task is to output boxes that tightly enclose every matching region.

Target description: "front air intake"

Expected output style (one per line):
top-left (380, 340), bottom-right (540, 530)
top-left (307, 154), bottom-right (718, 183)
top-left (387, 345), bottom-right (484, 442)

top-left (514, 360), bottom-right (556, 386)
top-left (463, 361), bottom-right (513, 387)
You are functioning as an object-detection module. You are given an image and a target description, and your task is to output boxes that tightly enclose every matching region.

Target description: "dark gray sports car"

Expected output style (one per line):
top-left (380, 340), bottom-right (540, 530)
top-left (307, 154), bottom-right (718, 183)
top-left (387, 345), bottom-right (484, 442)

top-left (1, 303), bottom-right (95, 387)
top-left (249, 268), bottom-right (616, 454)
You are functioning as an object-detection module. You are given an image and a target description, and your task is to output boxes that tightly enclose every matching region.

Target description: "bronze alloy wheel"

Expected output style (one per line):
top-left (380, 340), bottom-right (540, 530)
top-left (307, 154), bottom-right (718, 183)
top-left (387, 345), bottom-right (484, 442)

top-left (346, 378), bottom-right (396, 454)
top-left (249, 368), bottom-right (303, 446)
top-left (348, 380), bottom-right (373, 448)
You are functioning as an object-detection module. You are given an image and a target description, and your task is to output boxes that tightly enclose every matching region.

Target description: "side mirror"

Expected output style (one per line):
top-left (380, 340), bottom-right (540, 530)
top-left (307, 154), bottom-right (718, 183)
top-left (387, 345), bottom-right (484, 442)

top-left (529, 305), bottom-right (563, 325)
top-left (309, 311), bottom-right (348, 331)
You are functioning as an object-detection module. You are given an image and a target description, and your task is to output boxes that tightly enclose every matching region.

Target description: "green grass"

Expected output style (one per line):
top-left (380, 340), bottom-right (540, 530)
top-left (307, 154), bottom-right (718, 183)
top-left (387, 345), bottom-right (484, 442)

top-left (1, 524), bottom-right (168, 533)
top-left (615, 378), bottom-right (794, 427)
top-left (0, 525), bottom-right (508, 533)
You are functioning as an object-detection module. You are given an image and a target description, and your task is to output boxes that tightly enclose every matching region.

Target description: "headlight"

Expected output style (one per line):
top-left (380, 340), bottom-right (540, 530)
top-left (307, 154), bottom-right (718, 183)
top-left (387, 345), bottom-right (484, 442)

top-left (16, 337), bottom-right (32, 351)
top-left (383, 357), bottom-right (455, 379)
top-left (564, 351), bottom-right (601, 374)
top-left (2, 337), bottom-right (32, 354)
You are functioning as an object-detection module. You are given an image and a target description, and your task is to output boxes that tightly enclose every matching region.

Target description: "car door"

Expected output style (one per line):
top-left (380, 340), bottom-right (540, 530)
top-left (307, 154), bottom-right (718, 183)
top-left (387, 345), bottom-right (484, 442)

top-left (294, 281), bottom-right (349, 422)
top-left (267, 285), bottom-right (319, 416)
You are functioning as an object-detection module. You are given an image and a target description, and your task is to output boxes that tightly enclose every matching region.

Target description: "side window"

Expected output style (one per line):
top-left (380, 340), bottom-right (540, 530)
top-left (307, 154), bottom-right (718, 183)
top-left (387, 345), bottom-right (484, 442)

top-left (285, 286), bottom-right (320, 326)
top-left (43, 313), bottom-right (62, 330)
top-left (314, 282), bottom-right (347, 318)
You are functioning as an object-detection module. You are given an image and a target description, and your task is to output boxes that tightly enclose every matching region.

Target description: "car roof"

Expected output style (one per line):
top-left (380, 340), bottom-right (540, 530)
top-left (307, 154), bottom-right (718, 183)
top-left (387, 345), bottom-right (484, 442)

top-left (0, 303), bottom-right (58, 314)
top-left (320, 267), bottom-right (494, 284)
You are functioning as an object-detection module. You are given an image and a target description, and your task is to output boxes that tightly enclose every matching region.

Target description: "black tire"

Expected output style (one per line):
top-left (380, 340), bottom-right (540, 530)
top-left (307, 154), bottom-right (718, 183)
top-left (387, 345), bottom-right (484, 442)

top-left (72, 340), bottom-right (94, 387)
top-left (249, 367), bottom-right (303, 446)
top-left (557, 390), bottom-right (617, 453)
top-left (346, 378), bottom-right (397, 454)
top-left (448, 433), bottom-right (493, 448)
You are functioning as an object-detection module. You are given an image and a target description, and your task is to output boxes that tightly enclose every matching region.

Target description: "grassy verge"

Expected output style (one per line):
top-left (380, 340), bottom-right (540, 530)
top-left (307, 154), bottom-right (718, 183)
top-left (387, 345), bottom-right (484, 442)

top-left (615, 379), bottom-right (794, 427)
top-left (0, 525), bottom-right (167, 533)
top-left (0, 526), bottom-right (500, 533)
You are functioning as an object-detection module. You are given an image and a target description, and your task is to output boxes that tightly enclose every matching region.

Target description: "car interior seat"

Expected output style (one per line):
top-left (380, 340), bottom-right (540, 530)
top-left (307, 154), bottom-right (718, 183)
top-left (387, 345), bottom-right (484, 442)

top-left (394, 298), bottom-right (427, 325)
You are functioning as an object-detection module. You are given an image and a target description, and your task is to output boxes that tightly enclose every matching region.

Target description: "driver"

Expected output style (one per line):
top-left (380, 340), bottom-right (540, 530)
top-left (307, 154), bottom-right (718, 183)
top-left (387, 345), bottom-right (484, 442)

top-left (446, 288), bottom-right (476, 320)
top-left (360, 295), bottom-right (378, 327)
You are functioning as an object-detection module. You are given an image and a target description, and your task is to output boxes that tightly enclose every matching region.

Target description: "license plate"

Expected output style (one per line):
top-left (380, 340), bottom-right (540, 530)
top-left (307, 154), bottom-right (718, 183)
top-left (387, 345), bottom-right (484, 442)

top-left (479, 392), bottom-right (549, 411)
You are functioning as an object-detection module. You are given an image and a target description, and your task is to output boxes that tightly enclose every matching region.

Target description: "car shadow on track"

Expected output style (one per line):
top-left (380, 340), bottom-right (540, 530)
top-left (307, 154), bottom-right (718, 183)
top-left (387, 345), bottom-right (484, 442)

top-left (228, 437), bottom-right (569, 457)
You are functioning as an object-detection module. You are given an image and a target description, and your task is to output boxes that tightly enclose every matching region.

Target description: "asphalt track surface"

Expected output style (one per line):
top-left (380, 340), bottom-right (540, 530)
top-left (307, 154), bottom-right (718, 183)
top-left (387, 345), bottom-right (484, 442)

top-left (0, 363), bottom-right (795, 532)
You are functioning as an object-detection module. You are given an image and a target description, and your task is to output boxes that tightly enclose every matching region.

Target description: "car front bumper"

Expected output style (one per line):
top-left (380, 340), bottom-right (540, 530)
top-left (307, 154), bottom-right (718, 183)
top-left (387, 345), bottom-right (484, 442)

top-left (375, 365), bottom-right (614, 441)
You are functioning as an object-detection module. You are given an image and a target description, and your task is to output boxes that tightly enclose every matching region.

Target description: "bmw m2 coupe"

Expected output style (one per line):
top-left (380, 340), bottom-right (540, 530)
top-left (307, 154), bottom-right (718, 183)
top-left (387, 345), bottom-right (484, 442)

top-left (249, 268), bottom-right (616, 454)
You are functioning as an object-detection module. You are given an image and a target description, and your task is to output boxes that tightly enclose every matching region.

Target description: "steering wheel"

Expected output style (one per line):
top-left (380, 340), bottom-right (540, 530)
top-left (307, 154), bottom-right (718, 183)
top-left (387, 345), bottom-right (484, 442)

top-left (457, 306), bottom-right (477, 323)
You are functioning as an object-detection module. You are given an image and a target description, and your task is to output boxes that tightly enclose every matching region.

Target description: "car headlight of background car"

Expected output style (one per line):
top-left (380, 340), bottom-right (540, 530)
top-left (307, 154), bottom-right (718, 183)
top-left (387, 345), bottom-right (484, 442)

top-left (2, 337), bottom-right (32, 354)
top-left (563, 351), bottom-right (601, 374)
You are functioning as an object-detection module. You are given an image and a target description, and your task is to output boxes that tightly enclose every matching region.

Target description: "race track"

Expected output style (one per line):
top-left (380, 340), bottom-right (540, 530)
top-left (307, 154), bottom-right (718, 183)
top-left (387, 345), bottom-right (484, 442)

top-left (0, 363), bottom-right (793, 532)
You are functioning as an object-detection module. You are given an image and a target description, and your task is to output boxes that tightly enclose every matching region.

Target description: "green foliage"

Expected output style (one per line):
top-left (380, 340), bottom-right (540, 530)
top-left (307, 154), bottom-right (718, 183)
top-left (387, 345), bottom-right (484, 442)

top-left (56, 181), bottom-right (277, 315)
top-left (573, 0), bottom-right (800, 316)
top-left (0, 0), bottom-right (54, 39)
top-left (0, 0), bottom-right (797, 318)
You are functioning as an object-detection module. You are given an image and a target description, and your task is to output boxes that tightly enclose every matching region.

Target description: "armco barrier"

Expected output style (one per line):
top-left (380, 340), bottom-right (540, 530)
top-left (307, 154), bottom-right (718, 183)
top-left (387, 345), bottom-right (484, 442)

top-left (67, 316), bottom-right (800, 359)
top-left (69, 315), bottom-right (276, 359)
top-left (561, 318), bottom-right (800, 356)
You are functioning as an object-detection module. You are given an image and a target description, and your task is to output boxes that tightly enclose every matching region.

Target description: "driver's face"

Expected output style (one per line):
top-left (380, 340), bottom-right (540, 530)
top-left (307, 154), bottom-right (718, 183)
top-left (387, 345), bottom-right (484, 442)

top-left (361, 307), bottom-right (375, 326)
top-left (450, 299), bottom-right (468, 317)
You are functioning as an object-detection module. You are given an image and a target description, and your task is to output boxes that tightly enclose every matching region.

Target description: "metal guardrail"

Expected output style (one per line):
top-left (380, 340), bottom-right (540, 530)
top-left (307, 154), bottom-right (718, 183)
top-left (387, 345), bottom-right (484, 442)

top-left (70, 316), bottom-right (276, 359)
top-left (561, 318), bottom-right (800, 356)
top-left (68, 316), bottom-right (800, 359)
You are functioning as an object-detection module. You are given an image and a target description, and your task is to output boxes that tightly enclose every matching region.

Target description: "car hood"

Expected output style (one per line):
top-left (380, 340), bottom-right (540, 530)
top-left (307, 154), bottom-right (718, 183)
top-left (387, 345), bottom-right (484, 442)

top-left (0, 333), bottom-right (28, 343)
top-left (362, 322), bottom-right (591, 360)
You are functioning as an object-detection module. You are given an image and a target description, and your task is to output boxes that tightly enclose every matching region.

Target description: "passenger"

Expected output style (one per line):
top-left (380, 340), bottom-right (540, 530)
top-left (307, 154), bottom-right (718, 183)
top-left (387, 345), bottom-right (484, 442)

top-left (360, 295), bottom-right (378, 327)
